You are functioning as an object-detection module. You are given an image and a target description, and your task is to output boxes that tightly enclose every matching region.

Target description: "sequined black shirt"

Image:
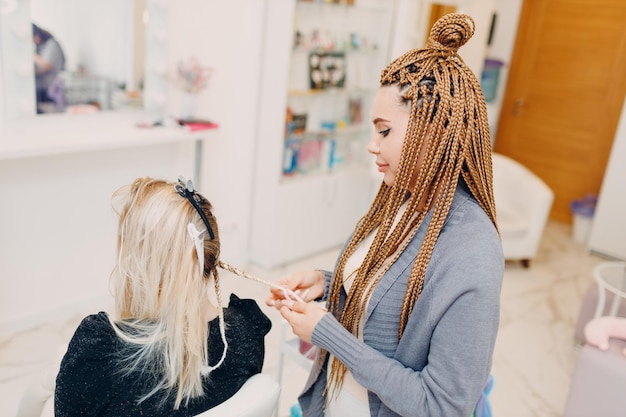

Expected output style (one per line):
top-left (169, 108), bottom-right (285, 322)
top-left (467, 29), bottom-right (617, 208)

top-left (54, 294), bottom-right (272, 416)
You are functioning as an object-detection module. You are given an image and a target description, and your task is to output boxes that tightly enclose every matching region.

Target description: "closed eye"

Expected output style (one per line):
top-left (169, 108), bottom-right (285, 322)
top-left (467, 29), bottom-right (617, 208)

top-left (378, 128), bottom-right (390, 137)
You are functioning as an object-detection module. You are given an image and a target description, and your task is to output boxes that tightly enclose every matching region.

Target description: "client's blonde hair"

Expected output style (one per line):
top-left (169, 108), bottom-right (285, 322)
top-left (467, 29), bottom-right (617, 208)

top-left (109, 177), bottom-right (222, 408)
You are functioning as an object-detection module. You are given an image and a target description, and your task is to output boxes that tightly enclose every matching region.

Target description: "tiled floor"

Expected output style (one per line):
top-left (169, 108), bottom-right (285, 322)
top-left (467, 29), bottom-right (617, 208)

top-left (0, 220), bottom-right (609, 417)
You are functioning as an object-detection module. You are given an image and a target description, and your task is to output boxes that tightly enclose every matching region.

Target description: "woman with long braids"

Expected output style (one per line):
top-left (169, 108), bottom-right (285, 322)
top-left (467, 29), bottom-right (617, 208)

top-left (267, 14), bottom-right (503, 417)
top-left (55, 177), bottom-right (271, 416)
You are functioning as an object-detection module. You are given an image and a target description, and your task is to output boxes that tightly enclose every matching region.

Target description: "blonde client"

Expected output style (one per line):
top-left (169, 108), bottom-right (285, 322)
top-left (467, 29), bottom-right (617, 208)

top-left (54, 177), bottom-right (272, 416)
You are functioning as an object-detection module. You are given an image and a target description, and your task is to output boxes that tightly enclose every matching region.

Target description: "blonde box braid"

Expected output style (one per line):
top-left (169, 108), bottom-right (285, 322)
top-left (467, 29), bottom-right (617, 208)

top-left (323, 13), bottom-right (498, 399)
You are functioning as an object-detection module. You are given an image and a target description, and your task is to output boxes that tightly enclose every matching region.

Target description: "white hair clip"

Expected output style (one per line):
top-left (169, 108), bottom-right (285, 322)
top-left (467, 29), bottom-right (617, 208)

top-left (187, 222), bottom-right (206, 276)
top-left (188, 222), bottom-right (229, 372)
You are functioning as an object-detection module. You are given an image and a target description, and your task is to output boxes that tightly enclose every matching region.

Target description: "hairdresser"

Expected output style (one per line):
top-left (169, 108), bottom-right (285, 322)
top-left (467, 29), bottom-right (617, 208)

top-left (267, 13), bottom-right (504, 417)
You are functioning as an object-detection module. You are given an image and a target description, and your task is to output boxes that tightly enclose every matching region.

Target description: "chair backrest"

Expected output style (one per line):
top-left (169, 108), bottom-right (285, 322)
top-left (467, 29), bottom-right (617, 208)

top-left (491, 152), bottom-right (554, 206)
top-left (194, 373), bottom-right (280, 417)
top-left (15, 363), bottom-right (57, 417)
top-left (491, 152), bottom-right (554, 262)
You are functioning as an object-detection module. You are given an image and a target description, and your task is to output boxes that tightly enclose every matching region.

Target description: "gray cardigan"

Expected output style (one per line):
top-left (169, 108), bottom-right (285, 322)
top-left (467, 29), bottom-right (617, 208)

top-left (298, 182), bottom-right (504, 417)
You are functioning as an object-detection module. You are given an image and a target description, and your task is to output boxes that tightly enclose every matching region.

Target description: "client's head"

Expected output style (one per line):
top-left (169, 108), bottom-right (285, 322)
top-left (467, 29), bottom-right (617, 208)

top-left (109, 176), bottom-right (222, 408)
top-left (111, 176), bottom-right (220, 320)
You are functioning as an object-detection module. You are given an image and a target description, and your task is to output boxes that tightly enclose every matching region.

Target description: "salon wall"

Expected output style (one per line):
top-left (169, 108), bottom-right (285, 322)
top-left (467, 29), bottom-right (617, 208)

top-left (0, 0), bottom-right (265, 335)
top-left (588, 98), bottom-right (626, 260)
top-left (0, 144), bottom-right (195, 335)
top-left (1, 0), bottom-right (624, 336)
top-left (162, 0), bottom-right (266, 268)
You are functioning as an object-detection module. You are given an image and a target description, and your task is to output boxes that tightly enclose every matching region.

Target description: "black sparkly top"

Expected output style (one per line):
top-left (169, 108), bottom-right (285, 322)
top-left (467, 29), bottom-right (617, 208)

top-left (54, 294), bottom-right (272, 416)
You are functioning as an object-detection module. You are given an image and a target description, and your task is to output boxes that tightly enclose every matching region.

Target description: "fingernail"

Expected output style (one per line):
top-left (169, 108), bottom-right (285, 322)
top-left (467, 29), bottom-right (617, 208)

top-left (284, 299), bottom-right (295, 308)
top-left (268, 300), bottom-right (275, 306)
top-left (302, 289), bottom-right (310, 300)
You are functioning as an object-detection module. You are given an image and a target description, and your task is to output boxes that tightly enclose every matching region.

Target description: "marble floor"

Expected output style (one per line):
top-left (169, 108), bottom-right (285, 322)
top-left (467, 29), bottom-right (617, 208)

top-left (0, 220), bottom-right (610, 417)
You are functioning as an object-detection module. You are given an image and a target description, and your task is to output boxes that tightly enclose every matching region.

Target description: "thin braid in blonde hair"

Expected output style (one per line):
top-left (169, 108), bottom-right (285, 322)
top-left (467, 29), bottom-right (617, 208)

top-left (323, 13), bottom-right (499, 399)
top-left (217, 261), bottom-right (306, 302)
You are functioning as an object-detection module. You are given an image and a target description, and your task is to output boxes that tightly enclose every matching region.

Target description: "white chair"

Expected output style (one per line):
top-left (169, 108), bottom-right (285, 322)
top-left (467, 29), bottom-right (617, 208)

top-left (491, 152), bottom-right (554, 267)
top-left (196, 373), bottom-right (280, 417)
top-left (16, 365), bottom-right (280, 417)
top-left (15, 360), bottom-right (58, 417)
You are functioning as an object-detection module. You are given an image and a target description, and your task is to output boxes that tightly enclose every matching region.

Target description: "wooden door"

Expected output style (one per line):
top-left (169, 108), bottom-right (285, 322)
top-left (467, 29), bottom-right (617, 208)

top-left (494, 0), bottom-right (626, 223)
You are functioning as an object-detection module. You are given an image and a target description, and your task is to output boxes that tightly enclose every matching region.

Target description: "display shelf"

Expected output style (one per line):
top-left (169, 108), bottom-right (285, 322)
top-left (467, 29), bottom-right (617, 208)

top-left (295, 0), bottom-right (389, 13)
top-left (250, 0), bottom-right (394, 269)
top-left (287, 87), bottom-right (376, 97)
top-left (281, 124), bottom-right (370, 180)
top-left (291, 46), bottom-right (380, 54)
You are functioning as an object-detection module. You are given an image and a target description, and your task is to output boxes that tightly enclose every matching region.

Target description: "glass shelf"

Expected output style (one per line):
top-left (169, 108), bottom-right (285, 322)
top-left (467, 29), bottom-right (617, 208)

top-left (288, 88), bottom-right (376, 97)
top-left (296, 0), bottom-right (389, 13)
top-left (291, 46), bottom-right (380, 54)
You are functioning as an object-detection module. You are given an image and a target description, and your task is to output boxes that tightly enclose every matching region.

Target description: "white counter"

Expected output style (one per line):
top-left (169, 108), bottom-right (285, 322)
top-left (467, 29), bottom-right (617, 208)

top-left (0, 111), bottom-right (216, 161)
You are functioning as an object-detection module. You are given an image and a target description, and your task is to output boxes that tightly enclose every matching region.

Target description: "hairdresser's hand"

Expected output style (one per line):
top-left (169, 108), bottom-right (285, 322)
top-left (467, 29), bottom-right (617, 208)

top-left (265, 270), bottom-right (325, 309)
top-left (280, 300), bottom-right (327, 343)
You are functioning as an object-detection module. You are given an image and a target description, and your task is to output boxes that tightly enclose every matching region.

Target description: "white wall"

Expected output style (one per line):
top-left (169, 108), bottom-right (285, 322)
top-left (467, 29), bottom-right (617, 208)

top-left (588, 98), bottom-right (626, 260)
top-left (0, 0), bottom-right (265, 335)
top-left (1, 0), bottom-right (625, 336)
top-left (0, 0), bottom-right (36, 119)
top-left (162, 0), bottom-right (265, 267)
top-left (0, 143), bottom-right (194, 335)
top-left (484, 0), bottom-right (523, 136)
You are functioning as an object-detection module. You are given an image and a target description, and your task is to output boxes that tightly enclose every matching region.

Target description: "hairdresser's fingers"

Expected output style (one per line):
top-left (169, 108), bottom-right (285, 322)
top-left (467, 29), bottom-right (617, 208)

top-left (278, 270), bottom-right (320, 292)
top-left (280, 302), bottom-right (326, 343)
top-left (265, 294), bottom-right (278, 308)
top-left (268, 270), bottom-right (323, 308)
top-left (266, 283), bottom-right (293, 307)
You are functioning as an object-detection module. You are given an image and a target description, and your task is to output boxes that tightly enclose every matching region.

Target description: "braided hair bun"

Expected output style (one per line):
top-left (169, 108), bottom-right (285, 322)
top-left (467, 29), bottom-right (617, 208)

top-left (380, 13), bottom-right (476, 86)
top-left (426, 13), bottom-right (475, 52)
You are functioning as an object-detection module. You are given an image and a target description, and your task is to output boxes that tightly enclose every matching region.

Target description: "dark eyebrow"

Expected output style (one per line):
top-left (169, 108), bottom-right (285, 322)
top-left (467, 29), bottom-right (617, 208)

top-left (372, 117), bottom-right (390, 124)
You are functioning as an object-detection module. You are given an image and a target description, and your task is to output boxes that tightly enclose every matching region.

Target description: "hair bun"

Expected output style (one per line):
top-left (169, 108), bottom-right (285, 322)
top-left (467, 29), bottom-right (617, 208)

top-left (427, 13), bottom-right (475, 53)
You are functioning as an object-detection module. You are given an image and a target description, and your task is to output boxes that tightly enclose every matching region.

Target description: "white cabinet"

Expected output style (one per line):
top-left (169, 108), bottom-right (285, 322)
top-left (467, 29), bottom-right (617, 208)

top-left (268, 169), bottom-right (371, 268)
top-left (250, 0), bottom-right (394, 269)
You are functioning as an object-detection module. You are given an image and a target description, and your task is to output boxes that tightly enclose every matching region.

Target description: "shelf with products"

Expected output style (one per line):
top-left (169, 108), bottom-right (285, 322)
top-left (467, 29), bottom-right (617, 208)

top-left (287, 87), bottom-right (376, 97)
top-left (282, 90), bottom-right (373, 179)
top-left (289, 0), bottom-right (390, 91)
top-left (295, 0), bottom-right (390, 15)
top-left (281, 0), bottom-right (391, 182)
top-left (281, 125), bottom-right (372, 181)
top-left (250, 0), bottom-right (395, 269)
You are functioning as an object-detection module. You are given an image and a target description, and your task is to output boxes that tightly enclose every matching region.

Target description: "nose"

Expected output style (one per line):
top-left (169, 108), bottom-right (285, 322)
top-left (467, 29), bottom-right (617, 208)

top-left (367, 133), bottom-right (380, 155)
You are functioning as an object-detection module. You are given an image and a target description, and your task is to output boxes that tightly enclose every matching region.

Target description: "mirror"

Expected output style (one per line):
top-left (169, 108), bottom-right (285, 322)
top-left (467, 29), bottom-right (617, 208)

top-left (0, 0), bottom-right (167, 119)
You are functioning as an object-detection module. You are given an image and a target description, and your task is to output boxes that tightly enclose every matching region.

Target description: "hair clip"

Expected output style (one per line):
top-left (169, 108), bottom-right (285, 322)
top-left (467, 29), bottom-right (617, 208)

top-left (187, 223), bottom-right (206, 276)
top-left (175, 176), bottom-right (215, 240)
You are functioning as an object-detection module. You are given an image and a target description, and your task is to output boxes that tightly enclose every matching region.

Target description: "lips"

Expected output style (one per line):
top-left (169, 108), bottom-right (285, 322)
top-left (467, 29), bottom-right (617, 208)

top-left (376, 162), bottom-right (388, 172)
